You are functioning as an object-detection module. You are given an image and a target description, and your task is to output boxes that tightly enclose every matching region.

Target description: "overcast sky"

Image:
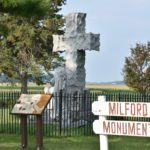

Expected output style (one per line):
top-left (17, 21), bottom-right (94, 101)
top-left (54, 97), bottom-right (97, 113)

top-left (61, 0), bottom-right (150, 82)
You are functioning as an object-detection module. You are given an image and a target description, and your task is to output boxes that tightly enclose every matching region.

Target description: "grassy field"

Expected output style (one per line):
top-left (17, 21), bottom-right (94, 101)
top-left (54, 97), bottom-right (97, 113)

top-left (0, 83), bottom-right (44, 91)
top-left (0, 135), bottom-right (99, 150)
top-left (0, 83), bottom-right (131, 91)
top-left (0, 84), bottom-right (149, 150)
top-left (0, 134), bottom-right (150, 150)
top-left (86, 84), bottom-right (131, 90)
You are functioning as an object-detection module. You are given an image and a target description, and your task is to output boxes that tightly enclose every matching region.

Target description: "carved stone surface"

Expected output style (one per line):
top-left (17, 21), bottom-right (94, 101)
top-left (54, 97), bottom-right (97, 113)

top-left (53, 66), bottom-right (66, 92)
top-left (53, 12), bottom-right (100, 93)
top-left (50, 12), bottom-right (100, 127)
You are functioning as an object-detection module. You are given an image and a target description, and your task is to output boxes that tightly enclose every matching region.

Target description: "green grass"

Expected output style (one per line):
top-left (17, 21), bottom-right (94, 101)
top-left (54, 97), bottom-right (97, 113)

top-left (0, 85), bottom-right (44, 91)
top-left (0, 134), bottom-right (99, 150)
top-left (0, 134), bottom-right (150, 150)
top-left (109, 136), bottom-right (150, 150)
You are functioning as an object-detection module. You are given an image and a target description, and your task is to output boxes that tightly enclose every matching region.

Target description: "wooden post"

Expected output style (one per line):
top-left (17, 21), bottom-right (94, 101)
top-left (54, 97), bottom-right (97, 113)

top-left (36, 115), bottom-right (43, 150)
top-left (11, 94), bottom-right (52, 149)
top-left (98, 96), bottom-right (108, 150)
top-left (20, 115), bottom-right (28, 150)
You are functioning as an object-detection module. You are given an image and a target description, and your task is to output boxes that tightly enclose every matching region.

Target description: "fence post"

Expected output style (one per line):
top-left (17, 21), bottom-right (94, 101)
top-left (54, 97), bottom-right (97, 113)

top-left (59, 90), bottom-right (63, 136)
top-left (98, 96), bottom-right (108, 150)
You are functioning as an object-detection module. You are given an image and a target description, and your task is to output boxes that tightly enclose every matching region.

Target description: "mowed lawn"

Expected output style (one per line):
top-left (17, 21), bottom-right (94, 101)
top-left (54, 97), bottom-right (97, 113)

top-left (0, 134), bottom-right (150, 150)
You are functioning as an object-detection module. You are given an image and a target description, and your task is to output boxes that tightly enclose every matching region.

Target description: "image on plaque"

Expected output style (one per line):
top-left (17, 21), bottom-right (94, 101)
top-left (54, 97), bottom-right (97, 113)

top-left (11, 94), bottom-right (52, 115)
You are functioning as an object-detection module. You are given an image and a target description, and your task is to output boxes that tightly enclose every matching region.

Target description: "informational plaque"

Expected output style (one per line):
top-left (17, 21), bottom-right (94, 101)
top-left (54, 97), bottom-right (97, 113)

top-left (11, 94), bottom-right (52, 115)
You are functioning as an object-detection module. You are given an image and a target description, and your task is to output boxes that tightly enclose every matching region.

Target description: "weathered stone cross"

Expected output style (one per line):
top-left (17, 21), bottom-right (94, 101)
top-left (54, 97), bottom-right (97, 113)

top-left (53, 13), bottom-right (100, 93)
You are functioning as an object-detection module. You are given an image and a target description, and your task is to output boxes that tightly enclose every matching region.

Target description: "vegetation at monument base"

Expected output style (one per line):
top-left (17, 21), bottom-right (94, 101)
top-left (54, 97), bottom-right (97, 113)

top-left (123, 42), bottom-right (150, 94)
top-left (0, 0), bottom-right (66, 93)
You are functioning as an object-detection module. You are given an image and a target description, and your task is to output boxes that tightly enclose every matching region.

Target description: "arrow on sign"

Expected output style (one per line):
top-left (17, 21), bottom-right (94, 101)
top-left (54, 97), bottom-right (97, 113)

top-left (92, 101), bottom-right (106, 116)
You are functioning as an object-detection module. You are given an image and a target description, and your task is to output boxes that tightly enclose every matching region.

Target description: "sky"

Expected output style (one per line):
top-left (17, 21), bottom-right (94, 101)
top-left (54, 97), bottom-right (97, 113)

top-left (61, 0), bottom-right (150, 82)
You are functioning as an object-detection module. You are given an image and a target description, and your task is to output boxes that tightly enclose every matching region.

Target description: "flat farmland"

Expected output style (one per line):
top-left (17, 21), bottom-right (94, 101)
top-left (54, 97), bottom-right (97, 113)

top-left (86, 84), bottom-right (131, 90)
top-left (0, 83), bottom-right (44, 91)
top-left (0, 83), bottom-right (130, 91)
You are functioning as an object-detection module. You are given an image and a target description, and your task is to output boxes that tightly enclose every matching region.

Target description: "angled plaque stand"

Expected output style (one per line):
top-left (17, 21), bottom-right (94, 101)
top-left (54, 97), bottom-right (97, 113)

top-left (11, 94), bottom-right (53, 150)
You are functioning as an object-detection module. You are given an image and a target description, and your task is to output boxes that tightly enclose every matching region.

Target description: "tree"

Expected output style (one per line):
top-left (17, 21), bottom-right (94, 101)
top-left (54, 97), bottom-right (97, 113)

top-left (0, 0), bottom-right (66, 93)
top-left (123, 42), bottom-right (150, 93)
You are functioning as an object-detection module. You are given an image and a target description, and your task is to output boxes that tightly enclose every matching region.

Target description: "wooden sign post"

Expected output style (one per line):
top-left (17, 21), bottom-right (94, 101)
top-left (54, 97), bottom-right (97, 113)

top-left (96, 96), bottom-right (108, 150)
top-left (11, 94), bottom-right (52, 150)
top-left (36, 115), bottom-right (43, 149)
top-left (92, 96), bottom-right (150, 150)
top-left (21, 115), bottom-right (27, 149)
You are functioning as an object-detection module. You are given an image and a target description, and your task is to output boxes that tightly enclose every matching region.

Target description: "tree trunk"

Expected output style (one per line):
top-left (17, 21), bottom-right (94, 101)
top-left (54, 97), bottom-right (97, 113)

top-left (20, 72), bottom-right (28, 94)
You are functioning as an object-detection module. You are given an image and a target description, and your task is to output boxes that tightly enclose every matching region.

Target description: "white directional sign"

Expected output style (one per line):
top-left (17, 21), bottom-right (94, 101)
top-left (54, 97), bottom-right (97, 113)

top-left (92, 101), bottom-right (150, 118)
top-left (92, 96), bottom-right (150, 150)
top-left (93, 119), bottom-right (150, 137)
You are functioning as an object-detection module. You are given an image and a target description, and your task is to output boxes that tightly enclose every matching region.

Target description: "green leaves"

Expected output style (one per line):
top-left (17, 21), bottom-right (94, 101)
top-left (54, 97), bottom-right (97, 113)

top-left (0, 0), bottom-right (66, 19)
top-left (0, 0), bottom-right (66, 92)
top-left (0, 0), bottom-right (21, 8)
top-left (0, 24), bottom-right (8, 37)
top-left (123, 42), bottom-right (150, 94)
top-left (0, 0), bottom-right (49, 19)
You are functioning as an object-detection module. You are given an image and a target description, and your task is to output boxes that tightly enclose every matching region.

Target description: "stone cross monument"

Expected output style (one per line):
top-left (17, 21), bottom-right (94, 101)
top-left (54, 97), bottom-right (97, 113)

top-left (53, 13), bottom-right (100, 93)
